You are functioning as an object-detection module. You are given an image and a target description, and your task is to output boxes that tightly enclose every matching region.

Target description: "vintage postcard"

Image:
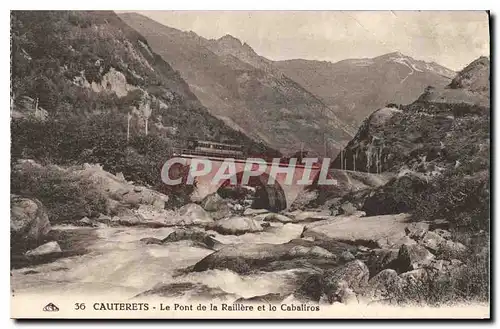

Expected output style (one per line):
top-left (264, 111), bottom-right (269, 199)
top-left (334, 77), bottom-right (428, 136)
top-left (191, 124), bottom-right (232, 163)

top-left (10, 10), bottom-right (490, 319)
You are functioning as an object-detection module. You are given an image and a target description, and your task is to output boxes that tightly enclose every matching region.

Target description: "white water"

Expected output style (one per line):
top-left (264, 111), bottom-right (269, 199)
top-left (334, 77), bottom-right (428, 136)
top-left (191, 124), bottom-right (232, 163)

top-left (11, 223), bottom-right (307, 301)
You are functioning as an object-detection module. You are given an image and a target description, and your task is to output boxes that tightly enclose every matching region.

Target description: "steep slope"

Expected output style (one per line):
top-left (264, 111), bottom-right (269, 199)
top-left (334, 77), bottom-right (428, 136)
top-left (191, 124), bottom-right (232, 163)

top-left (119, 12), bottom-right (353, 156)
top-left (11, 11), bottom-right (277, 188)
top-left (11, 11), bottom-right (271, 147)
top-left (275, 52), bottom-right (455, 127)
top-left (331, 57), bottom-right (490, 175)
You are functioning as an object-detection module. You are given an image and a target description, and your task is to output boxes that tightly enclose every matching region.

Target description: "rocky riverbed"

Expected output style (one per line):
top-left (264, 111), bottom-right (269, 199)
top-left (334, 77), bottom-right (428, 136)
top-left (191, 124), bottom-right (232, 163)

top-left (11, 191), bottom-right (476, 307)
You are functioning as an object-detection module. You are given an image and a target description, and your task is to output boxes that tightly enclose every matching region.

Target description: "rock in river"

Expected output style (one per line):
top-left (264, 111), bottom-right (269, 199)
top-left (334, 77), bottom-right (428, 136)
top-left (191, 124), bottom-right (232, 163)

top-left (25, 241), bottom-right (62, 257)
top-left (302, 213), bottom-right (410, 248)
top-left (396, 243), bottom-right (434, 273)
top-left (177, 203), bottom-right (214, 226)
top-left (11, 195), bottom-right (51, 250)
top-left (213, 216), bottom-right (263, 235)
top-left (295, 260), bottom-right (369, 303)
top-left (192, 239), bottom-right (350, 274)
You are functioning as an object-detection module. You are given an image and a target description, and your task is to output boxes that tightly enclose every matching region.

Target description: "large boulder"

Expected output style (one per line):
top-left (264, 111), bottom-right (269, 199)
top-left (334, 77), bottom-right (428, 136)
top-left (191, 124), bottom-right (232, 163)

top-left (420, 231), bottom-right (447, 253)
top-left (263, 213), bottom-right (295, 223)
top-left (11, 195), bottom-right (51, 251)
top-left (200, 194), bottom-right (233, 220)
top-left (289, 190), bottom-right (319, 211)
top-left (294, 274), bottom-right (326, 302)
top-left (366, 248), bottom-right (399, 276)
top-left (364, 269), bottom-right (402, 302)
top-left (162, 228), bottom-right (223, 250)
top-left (192, 240), bottom-right (345, 274)
top-left (136, 282), bottom-right (238, 302)
top-left (396, 243), bottom-right (434, 273)
top-left (339, 202), bottom-right (357, 216)
top-left (324, 260), bottom-right (369, 293)
top-left (284, 210), bottom-right (334, 223)
top-left (303, 213), bottom-right (410, 248)
top-left (399, 268), bottom-right (429, 285)
top-left (213, 216), bottom-right (263, 235)
top-left (243, 208), bottom-right (270, 216)
top-left (201, 193), bottom-right (224, 212)
top-left (177, 203), bottom-right (213, 225)
top-left (76, 163), bottom-right (168, 210)
top-left (438, 240), bottom-right (467, 258)
top-left (405, 222), bottom-right (430, 240)
top-left (325, 280), bottom-right (359, 305)
top-left (361, 173), bottom-right (428, 216)
top-left (25, 241), bottom-right (61, 257)
top-left (235, 293), bottom-right (285, 304)
top-left (295, 260), bottom-right (369, 303)
top-left (210, 203), bottom-right (233, 220)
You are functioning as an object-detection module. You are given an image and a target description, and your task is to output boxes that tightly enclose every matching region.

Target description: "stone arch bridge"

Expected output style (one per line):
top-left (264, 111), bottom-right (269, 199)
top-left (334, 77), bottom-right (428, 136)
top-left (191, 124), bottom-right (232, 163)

top-left (166, 152), bottom-right (328, 211)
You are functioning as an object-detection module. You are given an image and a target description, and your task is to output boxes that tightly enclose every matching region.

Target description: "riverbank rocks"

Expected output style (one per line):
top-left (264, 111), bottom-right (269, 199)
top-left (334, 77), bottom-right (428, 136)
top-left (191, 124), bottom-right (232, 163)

top-left (302, 213), bottom-right (410, 248)
top-left (243, 208), bottom-right (269, 216)
top-left (364, 269), bottom-right (401, 302)
top-left (11, 195), bottom-right (51, 251)
top-left (439, 240), bottom-right (467, 258)
top-left (263, 213), bottom-right (294, 223)
top-left (366, 248), bottom-right (399, 276)
top-left (177, 203), bottom-right (214, 226)
top-left (399, 268), bottom-right (429, 285)
top-left (213, 216), bottom-right (263, 235)
top-left (339, 202), bottom-right (357, 216)
top-left (263, 211), bottom-right (336, 224)
top-left (200, 193), bottom-right (233, 219)
top-left (139, 237), bottom-right (164, 245)
top-left (136, 282), bottom-right (238, 302)
top-left (201, 193), bottom-right (223, 211)
top-left (235, 293), bottom-right (285, 304)
top-left (323, 280), bottom-right (358, 304)
top-left (192, 240), bottom-right (346, 274)
top-left (162, 228), bottom-right (223, 250)
top-left (76, 163), bottom-right (169, 210)
top-left (420, 231), bottom-right (447, 253)
top-left (77, 216), bottom-right (98, 227)
top-left (25, 241), bottom-right (61, 257)
top-left (340, 250), bottom-right (356, 262)
top-left (405, 222), bottom-right (430, 240)
top-left (287, 245), bottom-right (335, 259)
top-left (396, 243), bottom-right (434, 272)
top-left (112, 212), bottom-right (169, 228)
top-left (324, 260), bottom-right (369, 293)
top-left (295, 260), bottom-right (369, 303)
top-left (284, 210), bottom-right (332, 222)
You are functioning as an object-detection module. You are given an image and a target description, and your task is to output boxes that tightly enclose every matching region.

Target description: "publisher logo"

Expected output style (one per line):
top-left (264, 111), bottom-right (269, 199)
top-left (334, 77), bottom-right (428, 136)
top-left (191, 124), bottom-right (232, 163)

top-left (43, 303), bottom-right (60, 312)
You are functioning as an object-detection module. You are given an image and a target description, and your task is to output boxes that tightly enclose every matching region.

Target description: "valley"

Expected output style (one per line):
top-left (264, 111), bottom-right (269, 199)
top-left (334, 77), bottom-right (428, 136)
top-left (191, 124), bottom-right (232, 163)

top-left (10, 10), bottom-right (490, 314)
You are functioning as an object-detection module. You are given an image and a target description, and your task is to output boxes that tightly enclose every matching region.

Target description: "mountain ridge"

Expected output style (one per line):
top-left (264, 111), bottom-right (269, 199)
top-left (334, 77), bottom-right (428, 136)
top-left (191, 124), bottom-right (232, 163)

top-left (275, 51), bottom-right (455, 127)
top-left (119, 12), bottom-right (355, 156)
top-left (11, 10), bottom-right (279, 189)
top-left (331, 56), bottom-right (489, 174)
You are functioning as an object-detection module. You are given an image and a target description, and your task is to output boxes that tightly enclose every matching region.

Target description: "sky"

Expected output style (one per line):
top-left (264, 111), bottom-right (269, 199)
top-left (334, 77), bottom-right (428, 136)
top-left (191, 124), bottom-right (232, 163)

top-left (130, 10), bottom-right (490, 71)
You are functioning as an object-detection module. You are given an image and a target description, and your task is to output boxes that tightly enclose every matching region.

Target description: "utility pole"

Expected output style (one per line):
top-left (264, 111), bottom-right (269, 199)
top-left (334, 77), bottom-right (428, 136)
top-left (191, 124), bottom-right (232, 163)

top-left (323, 134), bottom-right (327, 159)
top-left (353, 151), bottom-right (357, 172)
top-left (379, 147), bottom-right (383, 173)
top-left (340, 148), bottom-right (343, 170)
top-left (127, 112), bottom-right (132, 143)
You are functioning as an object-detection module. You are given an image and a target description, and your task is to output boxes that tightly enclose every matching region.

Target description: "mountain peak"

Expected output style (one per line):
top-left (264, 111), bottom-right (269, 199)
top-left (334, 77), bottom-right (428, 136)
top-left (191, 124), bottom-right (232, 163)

top-left (389, 51), bottom-right (405, 57)
top-left (449, 56), bottom-right (489, 93)
top-left (375, 51), bottom-right (407, 60)
top-left (217, 34), bottom-right (243, 46)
